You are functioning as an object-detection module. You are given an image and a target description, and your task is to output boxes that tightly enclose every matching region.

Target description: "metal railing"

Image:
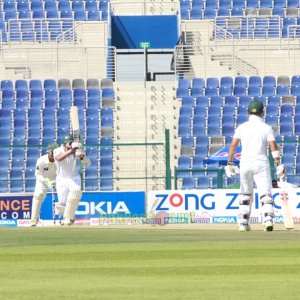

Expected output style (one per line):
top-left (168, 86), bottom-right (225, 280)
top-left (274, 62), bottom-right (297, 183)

top-left (0, 131), bottom-right (171, 193)
top-left (110, 0), bottom-right (179, 16)
top-left (8, 18), bottom-right (75, 43)
top-left (214, 16), bottom-right (281, 41)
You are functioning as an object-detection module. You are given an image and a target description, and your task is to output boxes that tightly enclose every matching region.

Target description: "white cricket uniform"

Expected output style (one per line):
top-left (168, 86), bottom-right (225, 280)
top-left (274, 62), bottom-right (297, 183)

top-left (34, 154), bottom-right (57, 197)
top-left (234, 114), bottom-right (275, 196)
top-left (233, 114), bottom-right (276, 226)
top-left (53, 145), bottom-right (81, 206)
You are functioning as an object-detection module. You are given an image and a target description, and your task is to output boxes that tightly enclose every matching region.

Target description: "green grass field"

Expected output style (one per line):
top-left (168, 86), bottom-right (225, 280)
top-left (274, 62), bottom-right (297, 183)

top-left (1, 226), bottom-right (300, 300)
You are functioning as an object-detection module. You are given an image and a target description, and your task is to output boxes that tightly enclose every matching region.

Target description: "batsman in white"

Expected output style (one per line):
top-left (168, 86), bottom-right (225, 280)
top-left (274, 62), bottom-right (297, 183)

top-left (225, 99), bottom-right (285, 232)
top-left (31, 143), bottom-right (59, 226)
top-left (53, 134), bottom-right (91, 225)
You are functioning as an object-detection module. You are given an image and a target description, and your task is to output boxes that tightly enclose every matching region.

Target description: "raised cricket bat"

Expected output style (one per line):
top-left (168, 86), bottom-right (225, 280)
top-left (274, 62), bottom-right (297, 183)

top-left (278, 180), bottom-right (295, 230)
top-left (70, 106), bottom-right (80, 141)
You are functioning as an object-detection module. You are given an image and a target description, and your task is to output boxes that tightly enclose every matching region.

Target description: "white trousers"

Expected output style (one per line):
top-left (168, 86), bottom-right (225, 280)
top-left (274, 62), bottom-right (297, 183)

top-left (239, 159), bottom-right (274, 224)
top-left (239, 160), bottom-right (272, 197)
top-left (34, 180), bottom-right (48, 199)
top-left (56, 176), bottom-right (81, 206)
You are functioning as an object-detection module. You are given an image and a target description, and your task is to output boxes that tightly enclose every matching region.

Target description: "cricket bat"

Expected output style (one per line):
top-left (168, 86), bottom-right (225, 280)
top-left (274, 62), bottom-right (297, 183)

top-left (70, 106), bottom-right (80, 141)
top-left (278, 179), bottom-right (295, 230)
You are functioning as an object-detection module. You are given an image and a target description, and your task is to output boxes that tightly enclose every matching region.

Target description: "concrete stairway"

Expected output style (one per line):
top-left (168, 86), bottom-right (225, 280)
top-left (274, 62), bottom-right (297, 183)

top-left (114, 81), bottom-right (179, 192)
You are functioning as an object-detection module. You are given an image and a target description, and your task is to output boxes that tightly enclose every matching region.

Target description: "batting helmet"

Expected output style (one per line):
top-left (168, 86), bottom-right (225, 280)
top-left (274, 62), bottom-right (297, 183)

top-left (248, 99), bottom-right (264, 114)
top-left (62, 134), bottom-right (74, 145)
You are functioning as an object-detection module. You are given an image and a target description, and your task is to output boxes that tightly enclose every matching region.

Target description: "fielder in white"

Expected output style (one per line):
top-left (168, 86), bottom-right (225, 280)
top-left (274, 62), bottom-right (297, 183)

top-left (31, 143), bottom-right (59, 226)
top-left (226, 100), bottom-right (285, 232)
top-left (53, 134), bottom-right (90, 225)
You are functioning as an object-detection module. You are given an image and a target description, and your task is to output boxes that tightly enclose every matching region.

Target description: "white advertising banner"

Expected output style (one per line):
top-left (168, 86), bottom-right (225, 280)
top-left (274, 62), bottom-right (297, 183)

top-left (147, 188), bottom-right (300, 224)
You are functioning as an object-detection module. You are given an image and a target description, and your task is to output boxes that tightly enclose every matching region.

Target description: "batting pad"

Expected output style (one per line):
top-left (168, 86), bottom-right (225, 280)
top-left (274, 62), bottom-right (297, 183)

top-left (64, 189), bottom-right (82, 220)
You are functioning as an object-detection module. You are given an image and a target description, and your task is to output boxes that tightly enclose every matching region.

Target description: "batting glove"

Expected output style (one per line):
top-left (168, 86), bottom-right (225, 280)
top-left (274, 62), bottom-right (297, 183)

top-left (44, 177), bottom-right (54, 189)
top-left (71, 142), bottom-right (82, 149)
top-left (224, 162), bottom-right (239, 178)
top-left (75, 149), bottom-right (85, 159)
top-left (276, 164), bottom-right (286, 180)
top-left (82, 158), bottom-right (91, 167)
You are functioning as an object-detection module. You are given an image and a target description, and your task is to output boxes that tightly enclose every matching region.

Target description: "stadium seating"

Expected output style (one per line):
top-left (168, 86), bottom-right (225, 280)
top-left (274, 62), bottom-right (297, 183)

top-left (0, 78), bottom-right (115, 192)
top-left (176, 75), bottom-right (300, 188)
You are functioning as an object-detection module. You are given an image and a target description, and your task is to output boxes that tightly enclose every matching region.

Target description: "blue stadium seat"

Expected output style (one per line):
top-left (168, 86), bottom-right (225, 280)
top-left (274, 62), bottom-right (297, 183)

top-left (207, 77), bottom-right (219, 88)
top-left (1, 80), bottom-right (13, 91)
top-left (280, 124), bottom-right (293, 135)
top-left (180, 135), bottom-right (194, 156)
top-left (291, 84), bottom-right (300, 96)
top-left (235, 76), bottom-right (248, 87)
top-left (231, 7), bottom-right (244, 16)
top-left (223, 105), bottom-right (235, 116)
top-left (9, 169), bottom-right (24, 192)
top-left (178, 121), bottom-right (191, 137)
top-left (221, 124), bottom-right (235, 136)
top-left (192, 156), bottom-right (206, 173)
top-left (222, 114), bottom-right (235, 125)
top-left (267, 95), bottom-right (281, 106)
top-left (195, 134), bottom-right (209, 146)
top-left (206, 0), bottom-right (218, 9)
top-left (265, 114), bottom-right (278, 126)
top-left (224, 95), bottom-right (238, 106)
top-left (15, 79), bottom-right (28, 91)
top-left (74, 10), bottom-right (86, 20)
top-left (87, 10), bottom-right (100, 21)
top-left (179, 106), bottom-right (193, 117)
top-left (32, 10), bottom-right (45, 19)
top-left (73, 89), bottom-right (87, 108)
top-left (238, 95), bottom-right (252, 106)
top-left (247, 0), bottom-right (259, 8)
top-left (44, 79), bottom-right (57, 91)
top-left (234, 85), bottom-right (247, 96)
top-left (191, 87), bottom-right (203, 97)
top-left (220, 76), bottom-right (233, 88)
top-left (219, 0), bottom-right (231, 9)
top-left (177, 156), bottom-right (191, 178)
top-left (287, 0), bottom-right (300, 8)
top-left (207, 124), bottom-right (220, 136)
top-left (182, 176), bottom-right (196, 189)
top-left (276, 85), bottom-right (289, 96)
top-left (236, 114), bottom-right (248, 125)
top-left (262, 85), bottom-right (275, 96)
top-left (192, 77), bottom-right (205, 89)
top-left (208, 105), bottom-right (221, 116)
top-left (101, 117), bottom-right (114, 137)
top-left (192, 124), bottom-right (206, 136)
top-left (266, 104), bottom-right (279, 115)
top-left (292, 75), bottom-right (300, 85)
top-left (249, 75), bottom-right (262, 87)
top-left (176, 87), bottom-right (189, 98)
top-left (58, 89), bottom-right (71, 105)
top-left (274, 0), bottom-right (286, 7)
top-left (100, 176), bottom-right (113, 191)
top-left (219, 85), bottom-right (232, 96)
top-left (29, 79), bottom-right (42, 92)
top-left (181, 96), bottom-right (195, 108)
top-left (210, 95), bottom-right (223, 107)
top-left (86, 107), bottom-right (99, 119)
top-left (195, 96), bottom-right (209, 107)
top-left (263, 75), bottom-right (276, 87)
top-left (178, 78), bottom-right (191, 89)
top-left (60, 10), bottom-right (73, 18)
top-left (260, 0), bottom-right (272, 7)
top-left (205, 86), bottom-right (218, 96)
top-left (280, 104), bottom-right (294, 115)
top-left (217, 7), bottom-right (230, 16)
top-left (196, 174), bottom-right (210, 189)
top-left (195, 144), bottom-right (208, 157)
